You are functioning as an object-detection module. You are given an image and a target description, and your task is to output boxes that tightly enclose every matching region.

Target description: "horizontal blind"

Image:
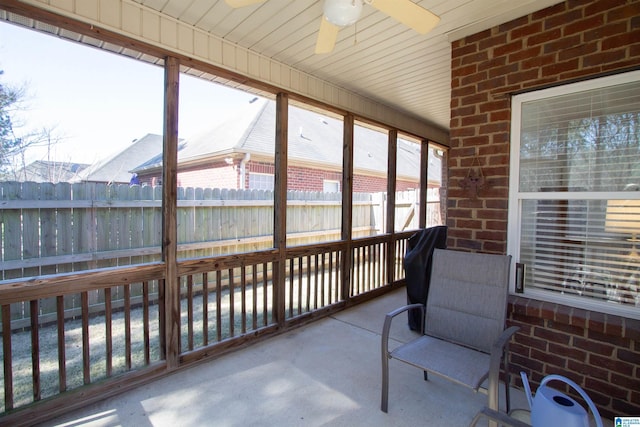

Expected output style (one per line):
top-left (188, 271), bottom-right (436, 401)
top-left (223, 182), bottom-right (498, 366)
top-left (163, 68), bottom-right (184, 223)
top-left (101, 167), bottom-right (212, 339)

top-left (519, 80), bottom-right (640, 193)
top-left (519, 198), bottom-right (640, 307)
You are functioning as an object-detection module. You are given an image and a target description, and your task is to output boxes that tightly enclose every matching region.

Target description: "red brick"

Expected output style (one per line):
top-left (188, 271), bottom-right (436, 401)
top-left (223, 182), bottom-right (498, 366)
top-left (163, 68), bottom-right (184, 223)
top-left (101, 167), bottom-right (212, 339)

top-left (606, 313), bottom-right (624, 336)
top-left (573, 336), bottom-right (614, 356)
top-left (528, 28), bottom-right (562, 46)
top-left (534, 325), bottom-right (571, 344)
top-left (567, 359), bottom-right (609, 380)
top-left (589, 354), bottom-right (634, 376)
top-left (507, 68), bottom-right (540, 85)
top-left (531, 348), bottom-right (567, 367)
top-left (607, 2), bottom-right (640, 23)
top-left (450, 126), bottom-right (476, 138)
top-left (543, 34), bottom-right (582, 54)
top-left (611, 373), bottom-right (640, 392)
top-left (465, 28), bottom-right (492, 44)
top-left (612, 399), bottom-right (640, 420)
top-left (602, 29), bottom-right (640, 50)
top-left (584, 0), bottom-right (625, 17)
top-left (585, 377), bottom-right (629, 399)
top-left (477, 76), bottom-right (507, 92)
top-left (460, 93), bottom-right (489, 107)
top-left (461, 70), bottom-right (488, 86)
top-left (541, 59), bottom-right (581, 77)
top-left (547, 319), bottom-right (585, 337)
top-left (488, 63), bottom-right (519, 78)
top-left (452, 42), bottom-right (477, 58)
top-left (451, 84), bottom-right (476, 98)
top-left (626, 318), bottom-right (640, 341)
top-left (461, 51), bottom-right (489, 66)
top-left (478, 33), bottom-right (509, 51)
top-left (512, 21), bottom-right (544, 40)
top-left (544, 9), bottom-right (584, 30)
top-left (490, 109), bottom-right (510, 122)
top-left (564, 13), bottom-right (605, 35)
top-left (479, 99), bottom-right (509, 113)
top-left (558, 42), bottom-right (599, 61)
top-left (508, 45), bottom-right (542, 63)
top-left (601, 58), bottom-right (640, 73)
top-left (498, 15), bottom-right (530, 33)
top-left (451, 105), bottom-right (476, 118)
top-left (478, 56), bottom-right (507, 71)
top-left (521, 53), bottom-right (556, 70)
top-left (583, 49), bottom-right (627, 67)
top-left (532, 2), bottom-right (567, 21)
top-left (451, 63), bottom-right (477, 78)
top-left (584, 21), bottom-right (629, 42)
top-left (494, 40), bottom-right (524, 57)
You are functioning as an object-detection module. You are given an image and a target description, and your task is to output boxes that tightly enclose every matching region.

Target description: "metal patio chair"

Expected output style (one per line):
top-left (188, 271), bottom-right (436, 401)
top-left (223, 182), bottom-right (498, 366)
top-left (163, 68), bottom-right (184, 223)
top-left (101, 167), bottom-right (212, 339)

top-left (381, 249), bottom-right (519, 421)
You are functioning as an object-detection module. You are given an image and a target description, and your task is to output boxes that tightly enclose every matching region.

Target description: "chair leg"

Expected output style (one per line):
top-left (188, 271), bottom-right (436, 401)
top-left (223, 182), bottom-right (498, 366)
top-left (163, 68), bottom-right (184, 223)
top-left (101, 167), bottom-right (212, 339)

top-left (505, 373), bottom-right (511, 414)
top-left (381, 355), bottom-right (389, 412)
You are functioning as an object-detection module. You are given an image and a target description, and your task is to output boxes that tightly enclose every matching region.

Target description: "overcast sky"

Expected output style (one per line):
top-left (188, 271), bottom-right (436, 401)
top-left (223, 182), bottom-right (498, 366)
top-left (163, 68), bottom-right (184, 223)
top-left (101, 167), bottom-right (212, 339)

top-left (0, 21), bottom-right (256, 165)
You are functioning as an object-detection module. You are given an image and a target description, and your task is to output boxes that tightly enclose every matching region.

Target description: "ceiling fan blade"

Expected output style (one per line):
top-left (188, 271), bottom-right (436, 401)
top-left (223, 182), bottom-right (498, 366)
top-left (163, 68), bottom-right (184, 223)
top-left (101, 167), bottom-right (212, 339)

top-left (315, 18), bottom-right (340, 54)
top-left (370, 0), bottom-right (440, 34)
top-left (224, 0), bottom-right (267, 8)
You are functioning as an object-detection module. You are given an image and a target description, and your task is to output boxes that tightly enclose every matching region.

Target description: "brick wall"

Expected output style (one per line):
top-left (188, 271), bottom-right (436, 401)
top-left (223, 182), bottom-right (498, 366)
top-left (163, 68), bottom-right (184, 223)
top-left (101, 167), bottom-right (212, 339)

top-left (449, 0), bottom-right (640, 418)
top-left (508, 297), bottom-right (640, 418)
top-left (141, 160), bottom-right (418, 192)
top-left (177, 161), bottom-right (238, 190)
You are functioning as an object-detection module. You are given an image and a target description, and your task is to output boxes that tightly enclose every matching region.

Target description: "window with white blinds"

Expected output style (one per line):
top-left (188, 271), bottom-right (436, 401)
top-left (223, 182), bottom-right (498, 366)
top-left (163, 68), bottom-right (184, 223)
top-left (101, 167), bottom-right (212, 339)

top-left (509, 70), bottom-right (640, 318)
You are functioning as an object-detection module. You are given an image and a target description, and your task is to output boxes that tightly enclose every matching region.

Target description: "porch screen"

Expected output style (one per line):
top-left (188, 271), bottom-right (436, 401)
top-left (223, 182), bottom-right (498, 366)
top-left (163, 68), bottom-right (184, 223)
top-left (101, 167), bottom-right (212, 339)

top-left (509, 70), bottom-right (640, 317)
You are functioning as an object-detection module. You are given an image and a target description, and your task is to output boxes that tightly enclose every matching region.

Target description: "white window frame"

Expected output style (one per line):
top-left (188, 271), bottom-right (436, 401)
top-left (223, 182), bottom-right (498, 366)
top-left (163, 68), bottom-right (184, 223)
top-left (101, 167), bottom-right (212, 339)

top-left (508, 69), bottom-right (640, 319)
top-left (249, 172), bottom-right (274, 191)
top-left (323, 179), bottom-right (340, 193)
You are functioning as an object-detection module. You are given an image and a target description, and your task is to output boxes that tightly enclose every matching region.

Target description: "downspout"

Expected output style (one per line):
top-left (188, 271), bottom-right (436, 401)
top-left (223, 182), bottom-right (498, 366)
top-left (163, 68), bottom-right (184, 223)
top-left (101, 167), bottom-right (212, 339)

top-left (239, 152), bottom-right (251, 189)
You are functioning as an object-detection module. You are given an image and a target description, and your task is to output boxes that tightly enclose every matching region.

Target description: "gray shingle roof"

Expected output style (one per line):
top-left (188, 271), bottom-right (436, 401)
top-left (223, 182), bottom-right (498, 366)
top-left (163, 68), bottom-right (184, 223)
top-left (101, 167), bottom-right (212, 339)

top-left (81, 133), bottom-right (163, 184)
top-left (133, 100), bottom-right (441, 182)
top-left (17, 160), bottom-right (90, 183)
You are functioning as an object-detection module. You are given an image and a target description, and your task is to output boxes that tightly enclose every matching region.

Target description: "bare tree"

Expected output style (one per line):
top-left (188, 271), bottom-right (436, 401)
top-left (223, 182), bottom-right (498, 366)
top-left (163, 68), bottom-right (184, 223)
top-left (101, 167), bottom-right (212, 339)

top-left (1, 70), bottom-right (66, 181)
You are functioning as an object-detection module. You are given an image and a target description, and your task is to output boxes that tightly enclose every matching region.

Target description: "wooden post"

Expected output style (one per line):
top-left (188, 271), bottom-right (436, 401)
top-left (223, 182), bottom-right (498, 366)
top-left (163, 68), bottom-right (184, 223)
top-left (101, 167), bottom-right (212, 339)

top-left (386, 129), bottom-right (397, 286)
top-left (341, 114), bottom-right (354, 301)
top-left (273, 93), bottom-right (288, 326)
top-left (419, 139), bottom-right (429, 229)
top-left (162, 56), bottom-right (180, 369)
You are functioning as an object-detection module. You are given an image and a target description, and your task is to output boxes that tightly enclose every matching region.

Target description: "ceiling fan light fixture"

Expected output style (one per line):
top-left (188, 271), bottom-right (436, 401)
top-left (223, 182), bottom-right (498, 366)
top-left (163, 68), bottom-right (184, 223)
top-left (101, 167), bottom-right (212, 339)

top-left (323, 0), bottom-right (363, 27)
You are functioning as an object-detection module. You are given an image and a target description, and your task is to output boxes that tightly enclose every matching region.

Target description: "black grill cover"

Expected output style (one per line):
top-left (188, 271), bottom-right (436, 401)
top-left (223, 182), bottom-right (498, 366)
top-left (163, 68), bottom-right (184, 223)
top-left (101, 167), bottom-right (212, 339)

top-left (404, 226), bottom-right (448, 330)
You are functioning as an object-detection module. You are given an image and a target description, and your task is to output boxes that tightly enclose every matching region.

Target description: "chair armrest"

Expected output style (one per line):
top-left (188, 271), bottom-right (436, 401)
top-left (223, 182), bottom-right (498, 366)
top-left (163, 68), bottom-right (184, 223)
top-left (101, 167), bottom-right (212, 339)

top-left (381, 303), bottom-right (424, 357)
top-left (487, 326), bottom-right (520, 411)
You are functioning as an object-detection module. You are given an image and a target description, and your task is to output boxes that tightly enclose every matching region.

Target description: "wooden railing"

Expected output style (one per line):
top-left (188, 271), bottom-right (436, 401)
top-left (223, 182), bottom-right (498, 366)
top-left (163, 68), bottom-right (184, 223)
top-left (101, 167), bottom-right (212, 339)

top-left (0, 232), bottom-right (415, 425)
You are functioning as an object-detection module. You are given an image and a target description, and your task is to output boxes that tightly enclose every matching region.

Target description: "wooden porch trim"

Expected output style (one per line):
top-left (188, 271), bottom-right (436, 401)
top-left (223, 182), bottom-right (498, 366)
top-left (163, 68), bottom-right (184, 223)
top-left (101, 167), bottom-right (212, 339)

top-left (162, 56), bottom-right (180, 369)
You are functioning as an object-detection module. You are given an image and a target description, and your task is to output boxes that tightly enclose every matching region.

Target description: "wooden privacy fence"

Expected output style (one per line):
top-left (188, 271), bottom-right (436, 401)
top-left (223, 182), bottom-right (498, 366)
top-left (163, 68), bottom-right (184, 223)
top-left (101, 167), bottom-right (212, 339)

top-left (0, 182), bottom-right (437, 330)
top-left (0, 182), bottom-right (379, 278)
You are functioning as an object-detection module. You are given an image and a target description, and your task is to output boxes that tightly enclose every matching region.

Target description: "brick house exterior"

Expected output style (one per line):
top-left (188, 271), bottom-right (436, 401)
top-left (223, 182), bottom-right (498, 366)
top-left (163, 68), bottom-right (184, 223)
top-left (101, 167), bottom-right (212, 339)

top-left (449, 0), bottom-right (640, 418)
top-left (136, 100), bottom-right (435, 193)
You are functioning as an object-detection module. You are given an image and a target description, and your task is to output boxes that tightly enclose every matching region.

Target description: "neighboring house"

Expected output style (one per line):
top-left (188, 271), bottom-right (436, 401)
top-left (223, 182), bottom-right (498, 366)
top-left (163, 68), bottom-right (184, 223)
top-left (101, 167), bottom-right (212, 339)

top-left (80, 133), bottom-right (164, 184)
top-left (133, 100), bottom-right (442, 192)
top-left (15, 160), bottom-right (90, 183)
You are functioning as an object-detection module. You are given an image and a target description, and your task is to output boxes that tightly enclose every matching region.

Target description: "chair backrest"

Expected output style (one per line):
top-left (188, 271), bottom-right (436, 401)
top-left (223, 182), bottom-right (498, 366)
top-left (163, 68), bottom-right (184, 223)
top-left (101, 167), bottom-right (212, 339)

top-left (424, 249), bottom-right (511, 354)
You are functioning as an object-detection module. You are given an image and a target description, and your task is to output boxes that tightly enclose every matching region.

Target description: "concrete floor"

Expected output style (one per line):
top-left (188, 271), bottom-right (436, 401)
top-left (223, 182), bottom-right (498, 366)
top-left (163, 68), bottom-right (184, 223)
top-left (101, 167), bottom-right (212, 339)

top-left (41, 288), bottom-right (535, 427)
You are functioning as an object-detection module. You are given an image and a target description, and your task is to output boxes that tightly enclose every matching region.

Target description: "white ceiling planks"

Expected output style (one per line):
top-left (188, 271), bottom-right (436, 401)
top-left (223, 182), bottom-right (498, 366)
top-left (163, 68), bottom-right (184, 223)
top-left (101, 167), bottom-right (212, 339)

top-left (128, 0), bottom-right (565, 132)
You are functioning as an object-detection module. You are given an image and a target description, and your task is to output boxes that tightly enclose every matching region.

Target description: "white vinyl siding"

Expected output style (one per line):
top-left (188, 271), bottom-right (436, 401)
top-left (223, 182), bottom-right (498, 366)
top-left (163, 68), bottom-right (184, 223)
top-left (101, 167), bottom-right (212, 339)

top-left (508, 70), bottom-right (640, 319)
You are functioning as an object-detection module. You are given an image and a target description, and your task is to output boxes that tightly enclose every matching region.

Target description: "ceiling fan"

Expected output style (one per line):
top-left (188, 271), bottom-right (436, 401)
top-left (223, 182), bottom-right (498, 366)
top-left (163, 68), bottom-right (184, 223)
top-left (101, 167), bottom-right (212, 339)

top-left (224, 0), bottom-right (440, 54)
